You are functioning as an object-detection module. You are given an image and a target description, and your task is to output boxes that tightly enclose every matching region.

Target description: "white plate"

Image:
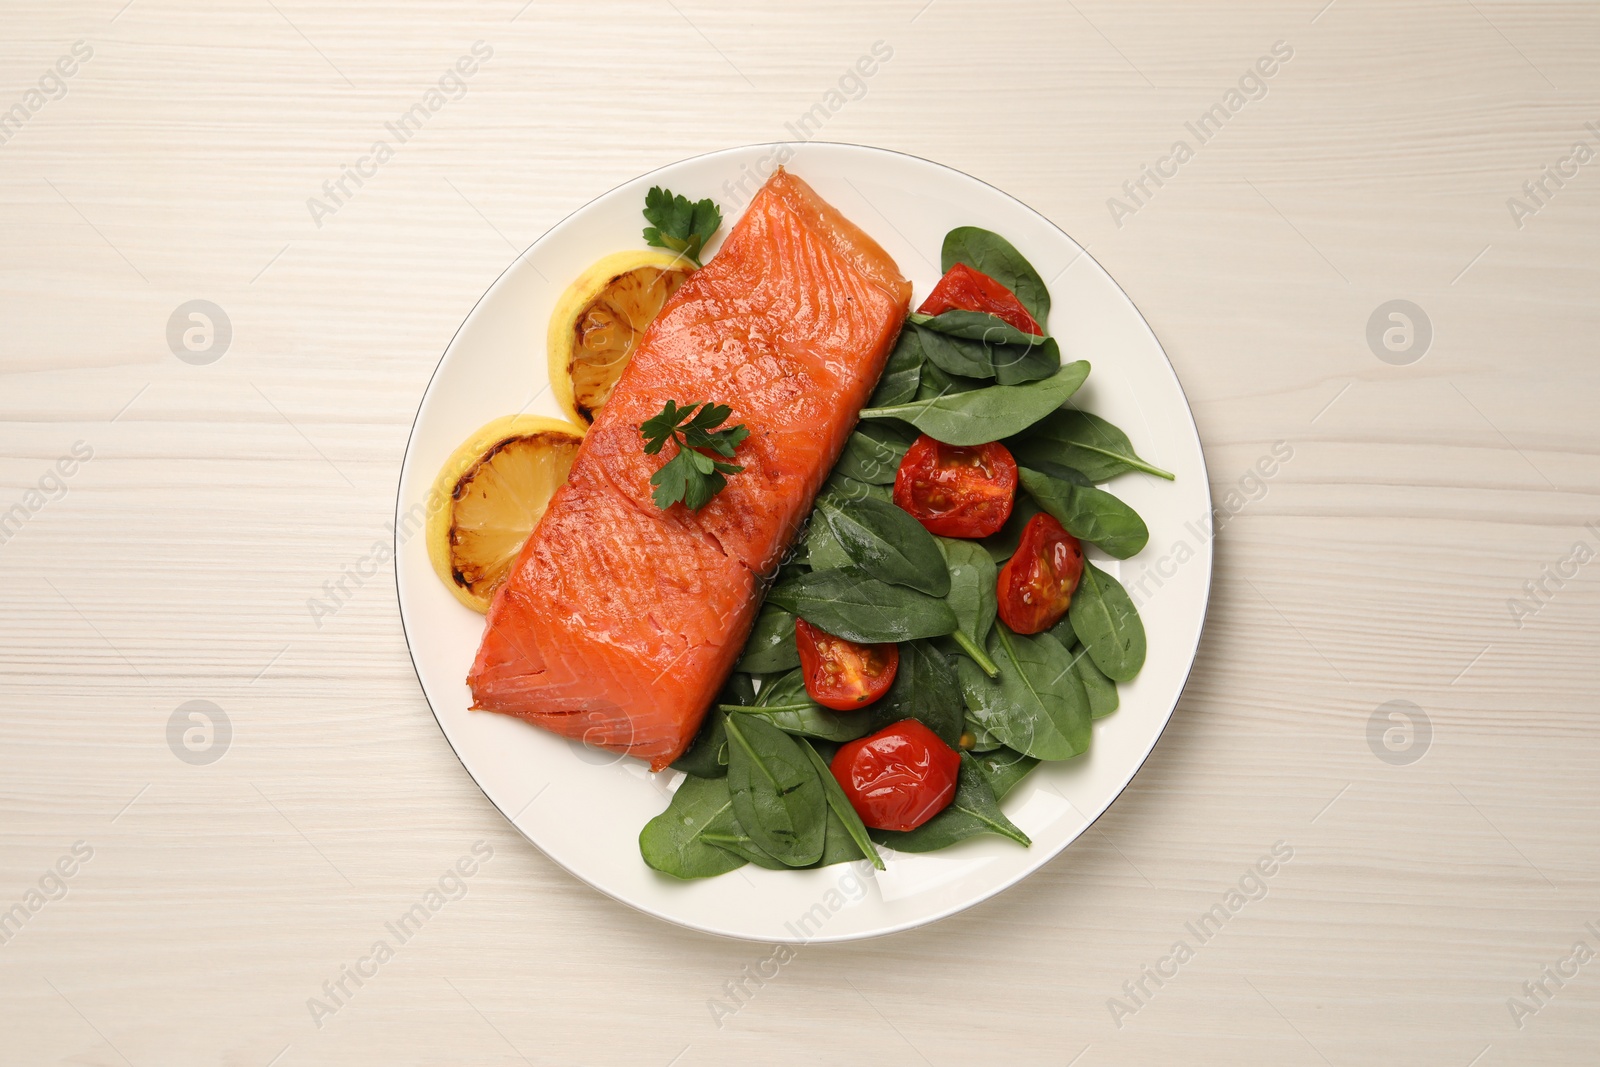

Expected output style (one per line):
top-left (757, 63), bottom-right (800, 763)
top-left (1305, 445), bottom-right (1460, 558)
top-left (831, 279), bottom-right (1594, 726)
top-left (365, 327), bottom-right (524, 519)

top-left (396, 142), bottom-right (1212, 943)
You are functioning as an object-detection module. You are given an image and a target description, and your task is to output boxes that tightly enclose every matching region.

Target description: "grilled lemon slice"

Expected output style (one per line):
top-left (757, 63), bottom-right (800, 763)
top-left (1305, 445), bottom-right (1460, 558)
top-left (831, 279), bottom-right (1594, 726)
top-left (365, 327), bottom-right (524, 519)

top-left (426, 415), bottom-right (584, 613)
top-left (549, 250), bottom-right (693, 425)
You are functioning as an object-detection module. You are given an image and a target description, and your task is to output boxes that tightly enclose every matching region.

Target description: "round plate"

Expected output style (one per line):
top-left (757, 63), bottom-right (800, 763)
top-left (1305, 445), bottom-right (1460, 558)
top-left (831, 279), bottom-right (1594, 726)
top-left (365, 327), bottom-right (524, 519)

top-left (396, 142), bottom-right (1211, 943)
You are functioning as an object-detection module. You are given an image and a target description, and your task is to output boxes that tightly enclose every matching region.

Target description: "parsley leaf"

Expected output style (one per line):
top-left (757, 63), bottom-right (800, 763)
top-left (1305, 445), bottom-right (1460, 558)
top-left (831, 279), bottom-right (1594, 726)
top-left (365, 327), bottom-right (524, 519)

top-left (640, 400), bottom-right (749, 510)
top-left (642, 186), bottom-right (722, 267)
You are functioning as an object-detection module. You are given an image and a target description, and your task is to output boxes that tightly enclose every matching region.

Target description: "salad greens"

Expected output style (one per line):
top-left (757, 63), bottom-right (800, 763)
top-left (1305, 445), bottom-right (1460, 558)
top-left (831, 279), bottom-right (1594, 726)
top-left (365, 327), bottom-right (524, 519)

top-left (859, 360), bottom-right (1089, 445)
top-left (640, 225), bottom-right (1175, 880)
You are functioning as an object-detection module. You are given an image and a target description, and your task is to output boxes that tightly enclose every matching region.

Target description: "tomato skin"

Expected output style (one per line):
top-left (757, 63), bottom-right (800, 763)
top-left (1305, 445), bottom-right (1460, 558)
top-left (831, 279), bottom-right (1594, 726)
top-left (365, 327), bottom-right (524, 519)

top-left (794, 618), bottom-right (898, 711)
top-left (829, 719), bottom-right (960, 832)
top-left (893, 435), bottom-right (1018, 538)
top-left (917, 262), bottom-right (1042, 335)
top-left (996, 513), bottom-right (1084, 634)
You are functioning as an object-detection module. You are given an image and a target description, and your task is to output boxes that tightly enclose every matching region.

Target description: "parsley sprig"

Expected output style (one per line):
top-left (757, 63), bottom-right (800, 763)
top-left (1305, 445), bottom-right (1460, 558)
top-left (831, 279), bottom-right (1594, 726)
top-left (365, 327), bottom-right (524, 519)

top-left (642, 186), bottom-right (722, 267)
top-left (640, 400), bottom-right (750, 511)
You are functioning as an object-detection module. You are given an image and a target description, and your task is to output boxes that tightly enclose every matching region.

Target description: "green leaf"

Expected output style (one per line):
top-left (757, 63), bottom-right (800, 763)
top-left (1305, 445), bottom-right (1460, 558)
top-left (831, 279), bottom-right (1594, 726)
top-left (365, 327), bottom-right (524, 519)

top-left (974, 746), bottom-right (1040, 800)
top-left (801, 740), bottom-right (884, 870)
top-left (1008, 408), bottom-right (1175, 482)
top-left (867, 640), bottom-right (965, 748)
top-left (992, 336), bottom-right (1062, 386)
top-left (978, 495), bottom-right (1042, 563)
top-left (914, 359), bottom-right (986, 401)
top-left (820, 471), bottom-right (893, 508)
top-left (723, 669), bottom-right (876, 743)
top-left (818, 495), bottom-right (950, 597)
top-left (942, 226), bottom-right (1052, 326)
top-left (639, 775), bottom-right (749, 879)
top-left (963, 717), bottom-right (1006, 752)
top-left (833, 423), bottom-right (915, 486)
top-left (699, 828), bottom-right (789, 870)
top-left (670, 707), bottom-right (730, 778)
top-left (873, 753), bottom-right (1030, 852)
top-left (641, 400), bottom-right (749, 510)
top-left (736, 605), bottom-right (800, 674)
top-left (911, 322), bottom-right (1058, 386)
top-left (1063, 637), bottom-right (1119, 718)
top-left (1067, 561), bottom-right (1146, 682)
top-left (723, 714), bottom-right (827, 867)
top-left (915, 322), bottom-right (996, 380)
top-left (956, 625), bottom-right (1091, 760)
top-left (869, 327), bottom-right (924, 408)
top-left (800, 510), bottom-right (853, 570)
top-left (940, 538), bottom-right (999, 676)
top-left (860, 361), bottom-right (1089, 446)
top-left (767, 568), bottom-right (958, 644)
top-left (642, 186), bottom-right (721, 267)
top-left (909, 310), bottom-right (1046, 346)
top-left (1018, 466), bottom-right (1149, 559)
top-left (673, 673), bottom-right (754, 777)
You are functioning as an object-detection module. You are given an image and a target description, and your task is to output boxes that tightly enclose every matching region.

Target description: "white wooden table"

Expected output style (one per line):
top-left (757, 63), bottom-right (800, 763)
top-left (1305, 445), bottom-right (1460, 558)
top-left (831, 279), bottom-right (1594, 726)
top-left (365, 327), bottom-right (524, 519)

top-left (3, 2), bottom-right (1597, 1064)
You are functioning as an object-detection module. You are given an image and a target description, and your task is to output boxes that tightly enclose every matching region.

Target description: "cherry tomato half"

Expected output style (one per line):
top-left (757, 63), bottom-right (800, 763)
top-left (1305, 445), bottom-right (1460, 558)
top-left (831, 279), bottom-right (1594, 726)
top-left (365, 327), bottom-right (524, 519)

top-left (893, 435), bottom-right (1018, 538)
top-left (830, 719), bottom-right (960, 832)
top-left (996, 512), bottom-right (1084, 634)
top-left (795, 618), bottom-right (898, 711)
top-left (917, 262), bottom-right (1042, 336)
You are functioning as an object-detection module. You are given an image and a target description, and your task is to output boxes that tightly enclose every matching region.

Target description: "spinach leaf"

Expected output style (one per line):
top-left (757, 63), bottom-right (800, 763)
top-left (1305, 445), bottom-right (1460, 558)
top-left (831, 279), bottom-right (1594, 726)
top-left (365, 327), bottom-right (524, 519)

top-left (868, 640), bottom-right (965, 748)
top-left (820, 471), bottom-right (892, 507)
top-left (815, 805), bottom-right (870, 867)
top-left (963, 717), bottom-right (1006, 752)
top-left (940, 538), bottom-right (999, 676)
top-left (979, 495), bottom-right (1042, 563)
top-left (873, 753), bottom-right (1030, 852)
top-left (916, 324), bottom-right (1060, 386)
top-left (975, 746), bottom-right (1040, 800)
top-left (860, 361), bottom-right (1089, 446)
top-left (956, 625), bottom-right (1091, 760)
top-left (942, 226), bottom-right (1051, 326)
top-left (869, 327), bottom-right (924, 408)
top-left (834, 423), bottom-right (914, 486)
top-left (672, 673), bottom-right (755, 777)
top-left (639, 775), bottom-right (749, 879)
top-left (801, 740), bottom-right (884, 870)
top-left (1009, 408), bottom-right (1175, 482)
top-left (800, 510), bottom-right (853, 570)
top-left (916, 322), bottom-right (996, 380)
top-left (698, 804), bottom-right (789, 870)
top-left (1063, 637), bottom-right (1119, 718)
top-left (723, 713), bottom-right (826, 867)
top-left (909, 310), bottom-right (1047, 347)
top-left (670, 707), bottom-right (729, 778)
top-left (818, 495), bottom-right (950, 597)
top-left (724, 668), bottom-right (876, 742)
top-left (1018, 466), bottom-right (1149, 559)
top-left (914, 359), bottom-right (987, 401)
top-left (736, 605), bottom-right (800, 674)
top-left (767, 568), bottom-right (958, 644)
top-left (1067, 561), bottom-right (1146, 681)
top-left (993, 336), bottom-right (1061, 387)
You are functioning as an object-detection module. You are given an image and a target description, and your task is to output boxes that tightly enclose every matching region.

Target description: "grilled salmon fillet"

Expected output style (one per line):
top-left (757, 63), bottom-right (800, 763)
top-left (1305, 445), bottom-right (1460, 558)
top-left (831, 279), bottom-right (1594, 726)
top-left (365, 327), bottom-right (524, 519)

top-left (468, 169), bottom-right (910, 769)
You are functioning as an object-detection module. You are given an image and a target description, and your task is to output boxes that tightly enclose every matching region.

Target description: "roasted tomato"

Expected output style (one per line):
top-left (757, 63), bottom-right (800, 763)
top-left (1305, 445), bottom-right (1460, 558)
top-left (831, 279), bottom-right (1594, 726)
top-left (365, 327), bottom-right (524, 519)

top-left (794, 618), bottom-right (898, 711)
top-left (996, 512), bottom-right (1084, 634)
top-left (829, 719), bottom-right (960, 832)
top-left (917, 262), bottom-right (1042, 335)
top-left (893, 435), bottom-right (1018, 538)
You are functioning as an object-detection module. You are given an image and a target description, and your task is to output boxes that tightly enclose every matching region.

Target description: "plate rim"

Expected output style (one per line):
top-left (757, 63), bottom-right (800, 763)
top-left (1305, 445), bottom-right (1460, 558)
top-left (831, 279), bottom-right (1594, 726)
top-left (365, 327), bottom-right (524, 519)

top-left (393, 140), bottom-right (1213, 943)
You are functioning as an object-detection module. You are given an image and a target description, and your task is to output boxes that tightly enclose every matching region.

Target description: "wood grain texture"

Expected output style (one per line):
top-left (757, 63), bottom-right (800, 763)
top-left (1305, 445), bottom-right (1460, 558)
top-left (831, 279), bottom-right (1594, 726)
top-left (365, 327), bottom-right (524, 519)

top-left (1, 1), bottom-right (1597, 1064)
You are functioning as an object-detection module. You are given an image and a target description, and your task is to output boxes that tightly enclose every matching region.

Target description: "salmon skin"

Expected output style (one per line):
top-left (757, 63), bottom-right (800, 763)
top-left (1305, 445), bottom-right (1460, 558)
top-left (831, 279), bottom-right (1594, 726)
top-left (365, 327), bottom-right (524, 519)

top-left (468, 170), bottom-right (911, 770)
